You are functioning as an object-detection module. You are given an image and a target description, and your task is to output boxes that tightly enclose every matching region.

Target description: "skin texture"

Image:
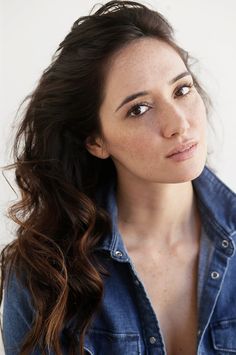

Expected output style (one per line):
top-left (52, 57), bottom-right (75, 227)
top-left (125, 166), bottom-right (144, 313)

top-left (86, 37), bottom-right (207, 354)
top-left (86, 37), bottom-right (208, 249)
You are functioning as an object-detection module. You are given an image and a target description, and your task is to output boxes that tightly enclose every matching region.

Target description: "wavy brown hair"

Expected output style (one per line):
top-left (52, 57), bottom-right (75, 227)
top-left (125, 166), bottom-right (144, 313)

top-left (0, 1), bottom-right (213, 354)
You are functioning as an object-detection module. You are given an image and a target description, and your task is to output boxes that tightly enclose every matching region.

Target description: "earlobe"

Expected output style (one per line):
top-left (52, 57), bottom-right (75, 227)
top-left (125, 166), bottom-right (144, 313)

top-left (85, 136), bottom-right (110, 159)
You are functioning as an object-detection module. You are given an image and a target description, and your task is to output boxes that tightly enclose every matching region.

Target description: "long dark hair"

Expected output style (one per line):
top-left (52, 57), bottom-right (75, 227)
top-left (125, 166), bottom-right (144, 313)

top-left (0, 1), bottom-right (213, 354)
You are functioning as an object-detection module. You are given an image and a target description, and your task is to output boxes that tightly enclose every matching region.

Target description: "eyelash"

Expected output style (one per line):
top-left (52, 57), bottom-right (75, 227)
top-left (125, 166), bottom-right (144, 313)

top-left (126, 82), bottom-right (194, 118)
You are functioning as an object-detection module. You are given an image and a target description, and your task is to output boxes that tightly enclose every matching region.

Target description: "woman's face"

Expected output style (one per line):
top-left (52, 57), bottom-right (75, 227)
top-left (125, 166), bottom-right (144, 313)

top-left (88, 37), bottom-right (208, 184)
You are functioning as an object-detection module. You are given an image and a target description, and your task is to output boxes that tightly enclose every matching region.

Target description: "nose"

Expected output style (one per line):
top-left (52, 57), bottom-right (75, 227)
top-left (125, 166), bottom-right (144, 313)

top-left (159, 102), bottom-right (190, 138)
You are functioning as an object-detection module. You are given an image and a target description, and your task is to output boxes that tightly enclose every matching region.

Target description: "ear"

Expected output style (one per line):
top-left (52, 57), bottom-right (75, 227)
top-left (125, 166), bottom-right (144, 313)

top-left (85, 136), bottom-right (110, 159)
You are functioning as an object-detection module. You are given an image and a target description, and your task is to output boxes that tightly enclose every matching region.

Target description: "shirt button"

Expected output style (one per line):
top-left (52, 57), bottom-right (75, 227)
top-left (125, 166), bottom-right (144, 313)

top-left (197, 329), bottom-right (201, 336)
top-left (222, 239), bottom-right (229, 248)
top-left (134, 279), bottom-right (139, 286)
top-left (211, 271), bottom-right (220, 279)
top-left (115, 250), bottom-right (123, 257)
top-left (149, 336), bottom-right (157, 344)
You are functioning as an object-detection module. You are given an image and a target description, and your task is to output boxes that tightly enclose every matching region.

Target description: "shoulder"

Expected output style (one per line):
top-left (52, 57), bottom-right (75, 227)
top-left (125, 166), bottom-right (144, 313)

top-left (2, 266), bottom-right (35, 354)
top-left (193, 165), bottom-right (236, 238)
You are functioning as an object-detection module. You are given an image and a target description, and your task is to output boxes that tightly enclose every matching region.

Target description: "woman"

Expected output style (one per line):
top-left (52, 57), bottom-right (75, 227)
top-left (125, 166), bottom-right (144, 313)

top-left (1, 1), bottom-right (236, 354)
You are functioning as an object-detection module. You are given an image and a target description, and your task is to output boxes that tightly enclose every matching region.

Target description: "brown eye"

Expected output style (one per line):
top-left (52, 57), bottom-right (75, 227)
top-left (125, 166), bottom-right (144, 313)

top-left (127, 102), bottom-right (151, 118)
top-left (175, 83), bottom-right (193, 97)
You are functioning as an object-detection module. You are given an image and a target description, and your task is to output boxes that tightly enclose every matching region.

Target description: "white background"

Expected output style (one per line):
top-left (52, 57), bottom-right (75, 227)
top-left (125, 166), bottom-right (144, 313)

top-left (1, 0), bottom-right (236, 352)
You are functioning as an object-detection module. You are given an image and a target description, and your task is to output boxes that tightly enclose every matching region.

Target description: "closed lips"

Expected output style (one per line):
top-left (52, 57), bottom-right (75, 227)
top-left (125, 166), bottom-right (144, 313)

top-left (166, 141), bottom-right (197, 157)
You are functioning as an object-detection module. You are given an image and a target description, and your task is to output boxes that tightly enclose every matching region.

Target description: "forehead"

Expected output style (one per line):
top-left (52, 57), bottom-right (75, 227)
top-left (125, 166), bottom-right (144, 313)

top-left (103, 38), bottom-right (186, 97)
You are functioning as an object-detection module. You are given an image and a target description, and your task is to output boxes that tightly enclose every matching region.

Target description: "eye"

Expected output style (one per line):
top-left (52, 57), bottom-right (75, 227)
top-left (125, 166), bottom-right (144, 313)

top-left (175, 82), bottom-right (193, 98)
top-left (126, 82), bottom-right (194, 119)
top-left (126, 102), bottom-right (151, 118)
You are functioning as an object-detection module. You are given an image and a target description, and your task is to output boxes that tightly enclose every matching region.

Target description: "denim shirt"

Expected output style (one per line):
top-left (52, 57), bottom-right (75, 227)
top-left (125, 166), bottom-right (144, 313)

top-left (3, 165), bottom-right (236, 355)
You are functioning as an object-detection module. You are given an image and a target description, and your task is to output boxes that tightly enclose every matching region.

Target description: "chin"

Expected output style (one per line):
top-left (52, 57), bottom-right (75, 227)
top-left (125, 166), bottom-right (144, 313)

top-left (166, 144), bottom-right (207, 181)
top-left (161, 157), bottom-right (206, 184)
top-left (175, 159), bottom-right (206, 183)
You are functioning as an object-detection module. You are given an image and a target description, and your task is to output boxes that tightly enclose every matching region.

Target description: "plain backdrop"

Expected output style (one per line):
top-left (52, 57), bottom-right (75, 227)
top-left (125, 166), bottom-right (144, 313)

top-left (1, 0), bottom-right (236, 352)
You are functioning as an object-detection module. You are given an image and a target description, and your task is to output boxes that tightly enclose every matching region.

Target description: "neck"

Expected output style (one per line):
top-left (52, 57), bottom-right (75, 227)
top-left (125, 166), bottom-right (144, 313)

top-left (116, 177), bottom-right (201, 251)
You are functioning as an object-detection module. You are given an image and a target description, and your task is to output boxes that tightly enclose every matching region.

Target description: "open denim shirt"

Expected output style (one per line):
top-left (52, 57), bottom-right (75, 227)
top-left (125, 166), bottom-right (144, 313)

top-left (3, 165), bottom-right (236, 354)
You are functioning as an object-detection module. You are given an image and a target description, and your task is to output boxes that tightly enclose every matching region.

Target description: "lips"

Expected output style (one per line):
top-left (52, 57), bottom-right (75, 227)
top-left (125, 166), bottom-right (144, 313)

top-left (166, 141), bottom-right (197, 158)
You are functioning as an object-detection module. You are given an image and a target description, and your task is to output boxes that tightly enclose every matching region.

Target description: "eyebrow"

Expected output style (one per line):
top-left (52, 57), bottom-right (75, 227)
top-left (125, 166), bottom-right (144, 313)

top-left (115, 71), bottom-right (191, 112)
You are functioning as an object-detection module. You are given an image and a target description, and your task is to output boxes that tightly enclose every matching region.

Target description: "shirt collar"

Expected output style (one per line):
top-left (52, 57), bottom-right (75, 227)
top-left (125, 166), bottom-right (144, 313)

top-left (193, 165), bottom-right (236, 238)
top-left (94, 165), bottom-right (236, 258)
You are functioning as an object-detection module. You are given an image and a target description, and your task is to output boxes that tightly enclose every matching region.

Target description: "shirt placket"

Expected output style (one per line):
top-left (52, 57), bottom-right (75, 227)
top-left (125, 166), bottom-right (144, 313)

top-left (127, 260), bottom-right (167, 355)
top-left (197, 240), bottom-right (234, 354)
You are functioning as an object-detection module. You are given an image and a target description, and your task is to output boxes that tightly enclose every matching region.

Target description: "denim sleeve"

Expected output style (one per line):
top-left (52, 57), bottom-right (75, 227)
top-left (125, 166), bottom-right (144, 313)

top-left (2, 269), bottom-right (39, 355)
top-left (2, 270), bottom-right (70, 355)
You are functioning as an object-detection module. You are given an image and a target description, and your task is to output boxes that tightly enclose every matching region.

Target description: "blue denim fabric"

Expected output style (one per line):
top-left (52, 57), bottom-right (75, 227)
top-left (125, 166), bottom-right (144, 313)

top-left (3, 165), bottom-right (236, 354)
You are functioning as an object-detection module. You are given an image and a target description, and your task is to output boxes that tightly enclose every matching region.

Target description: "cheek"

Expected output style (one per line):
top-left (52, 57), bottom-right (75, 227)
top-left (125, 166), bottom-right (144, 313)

top-left (187, 94), bottom-right (207, 135)
top-left (191, 97), bottom-right (208, 159)
top-left (190, 94), bottom-right (207, 128)
top-left (103, 124), bottom-right (152, 161)
top-left (107, 130), bottom-right (142, 154)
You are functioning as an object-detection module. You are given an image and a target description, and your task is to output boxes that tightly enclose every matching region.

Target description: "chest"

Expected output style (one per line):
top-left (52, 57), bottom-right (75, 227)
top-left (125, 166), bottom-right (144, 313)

top-left (129, 245), bottom-right (199, 355)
